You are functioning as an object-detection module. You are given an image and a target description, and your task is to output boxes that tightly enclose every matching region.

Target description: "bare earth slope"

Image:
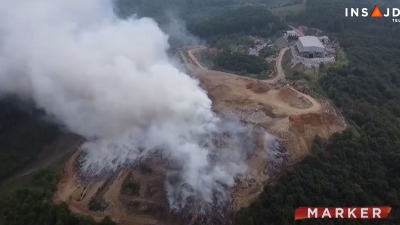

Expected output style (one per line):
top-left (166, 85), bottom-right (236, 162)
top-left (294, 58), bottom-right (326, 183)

top-left (53, 46), bottom-right (346, 225)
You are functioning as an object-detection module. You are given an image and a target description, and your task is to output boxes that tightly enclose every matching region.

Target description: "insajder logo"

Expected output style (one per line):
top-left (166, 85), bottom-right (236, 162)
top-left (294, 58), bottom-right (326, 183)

top-left (345, 5), bottom-right (400, 22)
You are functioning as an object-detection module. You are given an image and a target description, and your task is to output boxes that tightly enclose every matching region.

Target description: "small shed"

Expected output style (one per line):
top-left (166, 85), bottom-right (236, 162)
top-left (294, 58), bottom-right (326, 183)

top-left (286, 30), bottom-right (299, 38)
top-left (318, 36), bottom-right (329, 44)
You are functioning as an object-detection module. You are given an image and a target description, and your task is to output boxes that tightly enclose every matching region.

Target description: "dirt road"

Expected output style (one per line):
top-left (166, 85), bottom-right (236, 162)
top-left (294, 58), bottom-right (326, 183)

top-left (54, 156), bottom-right (159, 225)
top-left (266, 47), bottom-right (289, 83)
top-left (186, 46), bottom-right (207, 70)
top-left (266, 47), bottom-right (321, 113)
top-left (186, 46), bottom-right (321, 115)
top-left (7, 134), bottom-right (83, 182)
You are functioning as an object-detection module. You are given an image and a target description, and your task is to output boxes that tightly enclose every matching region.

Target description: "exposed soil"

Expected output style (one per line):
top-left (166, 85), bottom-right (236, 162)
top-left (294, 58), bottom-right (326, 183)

top-left (246, 81), bottom-right (271, 93)
top-left (277, 87), bottom-right (312, 109)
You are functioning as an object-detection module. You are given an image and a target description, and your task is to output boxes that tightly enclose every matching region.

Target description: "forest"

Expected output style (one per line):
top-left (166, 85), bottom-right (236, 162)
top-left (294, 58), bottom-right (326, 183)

top-left (115, 0), bottom-right (300, 21)
top-left (235, 0), bottom-right (400, 224)
top-left (0, 98), bottom-right (60, 180)
top-left (188, 7), bottom-right (287, 39)
top-left (189, 7), bottom-right (284, 76)
top-left (213, 50), bottom-right (268, 75)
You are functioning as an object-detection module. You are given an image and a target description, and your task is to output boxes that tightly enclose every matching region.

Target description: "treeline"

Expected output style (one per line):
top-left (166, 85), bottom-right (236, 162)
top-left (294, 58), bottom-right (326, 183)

top-left (235, 0), bottom-right (400, 224)
top-left (115, 0), bottom-right (291, 20)
top-left (115, 0), bottom-right (239, 20)
top-left (189, 7), bottom-right (287, 38)
top-left (214, 50), bottom-right (268, 75)
top-left (0, 97), bottom-right (60, 180)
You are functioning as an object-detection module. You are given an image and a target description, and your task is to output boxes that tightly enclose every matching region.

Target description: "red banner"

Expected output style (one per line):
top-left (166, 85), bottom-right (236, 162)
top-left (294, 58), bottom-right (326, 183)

top-left (294, 207), bottom-right (391, 220)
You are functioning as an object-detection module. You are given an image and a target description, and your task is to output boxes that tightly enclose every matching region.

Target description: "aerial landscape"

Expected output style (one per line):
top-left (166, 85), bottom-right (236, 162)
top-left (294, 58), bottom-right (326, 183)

top-left (0, 0), bottom-right (400, 225)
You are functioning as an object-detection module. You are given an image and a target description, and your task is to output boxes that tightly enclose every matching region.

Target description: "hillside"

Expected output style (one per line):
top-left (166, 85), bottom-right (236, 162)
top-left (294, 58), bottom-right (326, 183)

top-left (115, 0), bottom-right (302, 20)
top-left (0, 98), bottom-right (116, 225)
top-left (235, 0), bottom-right (400, 224)
top-left (0, 98), bottom-right (60, 180)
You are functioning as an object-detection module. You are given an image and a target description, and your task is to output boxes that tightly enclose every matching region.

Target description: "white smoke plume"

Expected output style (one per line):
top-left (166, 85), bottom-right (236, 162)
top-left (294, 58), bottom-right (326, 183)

top-left (0, 0), bottom-right (252, 209)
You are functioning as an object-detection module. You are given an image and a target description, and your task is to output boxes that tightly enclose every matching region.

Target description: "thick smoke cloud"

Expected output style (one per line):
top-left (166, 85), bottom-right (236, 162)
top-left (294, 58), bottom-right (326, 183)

top-left (0, 0), bottom-right (251, 209)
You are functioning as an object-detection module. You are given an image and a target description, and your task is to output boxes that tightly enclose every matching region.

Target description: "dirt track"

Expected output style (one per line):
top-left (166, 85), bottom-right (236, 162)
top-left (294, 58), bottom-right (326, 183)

top-left (266, 47), bottom-right (289, 83)
top-left (186, 46), bottom-right (322, 117)
top-left (53, 153), bottom-right (159, 225)
top-left (186, 45), bottom-right (207, 70)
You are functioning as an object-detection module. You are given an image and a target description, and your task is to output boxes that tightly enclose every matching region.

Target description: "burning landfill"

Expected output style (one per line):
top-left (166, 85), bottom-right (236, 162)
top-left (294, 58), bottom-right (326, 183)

top-left (0, 0), bottom-right (283, 222)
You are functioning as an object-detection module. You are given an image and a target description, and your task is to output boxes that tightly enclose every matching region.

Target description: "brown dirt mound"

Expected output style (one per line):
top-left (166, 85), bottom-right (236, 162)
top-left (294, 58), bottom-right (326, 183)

top-left (277, 87), bottom-right (312, 109)
top-left (246, 82), bottom-right (270, 94)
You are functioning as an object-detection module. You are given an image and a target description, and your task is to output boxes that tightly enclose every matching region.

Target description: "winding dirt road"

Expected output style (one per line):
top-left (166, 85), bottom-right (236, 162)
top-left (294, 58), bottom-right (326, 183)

top-left (186, 46), bottom-right (321, 115)
top-left (270, 47), bottom-right (321, 113)
top-left (266, 47), bottom-right (289, 83)
top-left (186, 46), bottom-right (207, 70)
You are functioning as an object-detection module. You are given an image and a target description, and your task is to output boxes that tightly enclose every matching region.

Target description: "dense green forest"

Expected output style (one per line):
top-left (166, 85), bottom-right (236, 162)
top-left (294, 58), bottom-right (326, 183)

top-left (115, 0), bottom-right (300, 21)
top-left (210, 35), bottom-right (255, 51)
top-left (214, 50), bottom-right (268, 75)
top-left (0, 98), bottom-right (60, 180)
top-left (236, 0), bottom-right (400, 224)
top-left (115, 0), bottom-right (233, 19)
top-left (189, 7), bottom-right (287, 39)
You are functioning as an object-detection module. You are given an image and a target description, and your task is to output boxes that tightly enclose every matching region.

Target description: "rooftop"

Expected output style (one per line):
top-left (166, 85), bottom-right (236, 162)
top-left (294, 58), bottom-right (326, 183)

top-left (298, 36), bottom-right (324, 48)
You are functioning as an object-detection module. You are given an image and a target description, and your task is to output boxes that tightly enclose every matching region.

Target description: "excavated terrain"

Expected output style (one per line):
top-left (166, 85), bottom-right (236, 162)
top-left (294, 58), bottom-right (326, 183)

top-left (53, 46), bottom-right (346, 225)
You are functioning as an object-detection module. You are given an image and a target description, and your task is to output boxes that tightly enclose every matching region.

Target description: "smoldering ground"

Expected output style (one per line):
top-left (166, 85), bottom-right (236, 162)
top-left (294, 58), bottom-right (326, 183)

top-left (0, 0), bottom-right (264, 212)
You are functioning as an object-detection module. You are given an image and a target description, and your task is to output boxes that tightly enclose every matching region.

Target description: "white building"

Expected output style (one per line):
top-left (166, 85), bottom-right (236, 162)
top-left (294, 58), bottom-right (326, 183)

top-left (296, 36), bottom-right (325, 58)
